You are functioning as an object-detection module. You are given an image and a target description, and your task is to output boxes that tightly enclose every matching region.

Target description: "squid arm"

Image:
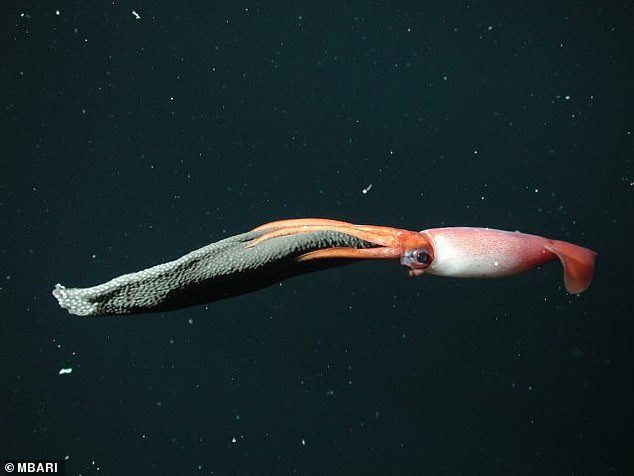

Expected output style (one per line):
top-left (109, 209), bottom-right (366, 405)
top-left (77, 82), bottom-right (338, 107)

top-left (52, 218), bottom-right (596, 316)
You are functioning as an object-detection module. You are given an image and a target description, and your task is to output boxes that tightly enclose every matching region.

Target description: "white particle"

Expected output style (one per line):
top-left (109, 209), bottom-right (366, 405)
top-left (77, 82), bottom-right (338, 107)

top-left (55, 10), bottom-right (60, 15)
top-left (493, 261), bottom-right (499, 267)
top-left (132, 10), bottom-right (140, 20)
top-left (58, 367), bottom-right (73, 375)
top-left (301, 438), bottom-right (306, 446)
top-left (361, 183), bottom-right (373, 194)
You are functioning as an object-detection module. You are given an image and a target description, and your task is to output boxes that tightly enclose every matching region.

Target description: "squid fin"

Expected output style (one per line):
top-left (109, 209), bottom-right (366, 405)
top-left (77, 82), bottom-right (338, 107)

top-left (546, 240), bottom-right (596, 294)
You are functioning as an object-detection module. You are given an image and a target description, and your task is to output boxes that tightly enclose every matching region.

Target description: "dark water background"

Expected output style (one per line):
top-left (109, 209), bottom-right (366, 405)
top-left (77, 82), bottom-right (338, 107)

top-left (2, 1), bottom-right (633, 474)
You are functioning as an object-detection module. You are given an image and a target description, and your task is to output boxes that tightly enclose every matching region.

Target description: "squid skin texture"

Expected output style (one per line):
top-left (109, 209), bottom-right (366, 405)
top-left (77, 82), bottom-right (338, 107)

top-left (52, 230), bottom-right (374, 316)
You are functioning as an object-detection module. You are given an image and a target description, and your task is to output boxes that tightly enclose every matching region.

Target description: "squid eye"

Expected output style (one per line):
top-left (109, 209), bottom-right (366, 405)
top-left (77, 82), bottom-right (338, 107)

top-left (400, 247), bottom-right (433, 271)
top-left (414, 249), bottom-right (431, 265)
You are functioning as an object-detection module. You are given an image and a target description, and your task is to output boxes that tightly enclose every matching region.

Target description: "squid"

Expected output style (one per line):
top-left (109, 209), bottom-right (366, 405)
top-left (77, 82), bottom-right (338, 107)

top-left (52, 218), bottom-right (596, 316)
